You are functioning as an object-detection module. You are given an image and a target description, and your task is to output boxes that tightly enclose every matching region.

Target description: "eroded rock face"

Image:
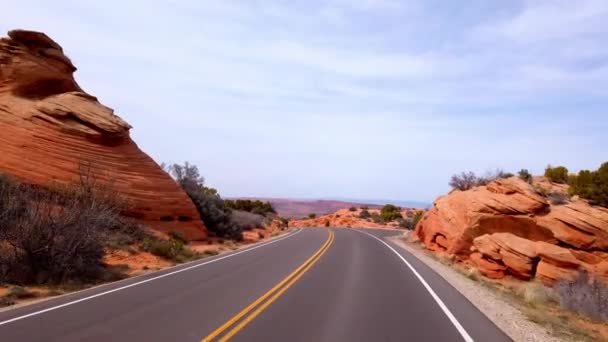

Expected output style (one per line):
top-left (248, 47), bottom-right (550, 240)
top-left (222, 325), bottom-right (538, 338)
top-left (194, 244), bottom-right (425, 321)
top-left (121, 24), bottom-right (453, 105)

top-left (415, 177), bottom-right (608, 285)
top-left (0, 30), bottom-right (206, 240)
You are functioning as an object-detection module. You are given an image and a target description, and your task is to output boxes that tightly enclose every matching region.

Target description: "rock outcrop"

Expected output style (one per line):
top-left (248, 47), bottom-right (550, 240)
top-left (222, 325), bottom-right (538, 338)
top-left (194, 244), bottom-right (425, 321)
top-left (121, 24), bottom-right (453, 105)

top-left (0, 30), bottom-right (206, 240)
top-left (415, 177), bottom-right (608, 285)
top-left (290, 207), bottom-right (421, 229)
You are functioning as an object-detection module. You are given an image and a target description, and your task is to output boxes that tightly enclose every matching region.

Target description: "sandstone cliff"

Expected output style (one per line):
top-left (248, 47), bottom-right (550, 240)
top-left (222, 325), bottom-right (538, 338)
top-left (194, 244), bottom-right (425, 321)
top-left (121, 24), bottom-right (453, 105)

top-left (0, 30), bottom-right (206, 240)
top-left (414, 177), bottom-right (608, 285)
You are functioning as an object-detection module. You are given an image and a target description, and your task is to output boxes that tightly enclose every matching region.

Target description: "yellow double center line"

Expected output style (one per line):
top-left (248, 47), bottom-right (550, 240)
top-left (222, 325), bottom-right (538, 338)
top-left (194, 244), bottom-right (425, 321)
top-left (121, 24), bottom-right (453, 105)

top-left (202, 229), bottom-right (334, 342)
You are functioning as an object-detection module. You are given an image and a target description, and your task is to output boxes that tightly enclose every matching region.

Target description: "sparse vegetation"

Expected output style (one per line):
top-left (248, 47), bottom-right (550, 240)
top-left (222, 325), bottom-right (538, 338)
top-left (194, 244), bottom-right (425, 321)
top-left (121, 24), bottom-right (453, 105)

top-left (518, 169), bottom-right (533, 183)
top-left (412, 211), bottom-right (424, 229)
top-left (569, 162), bottom-right (608, 208)
top-left (230, 210), bottom-right (264, 230)
top-left (396, 218), bottom-right (414, 230)
top-left (358, 209), bottom-right (371, 219)
top-left (224, 199), bottom-right (275, 216)
top-left (166, 162), bottom-right (243, 240)
top-left (380, 204), bottom-right (402, 222)
top-left (348, 206), bottom-right (357, 212)
top-left (0, 169), bottom-right (138, 285)
top-left (450, 169), bottom-right (513, 190)
top-left (308, 213), bottom-right (316, 219)
top-left (142, 237), bottom-right (198, 263)
top-left (545, 165), bottom-right (569, 184)
top-left (554, 272), bottom-right (608, 322)
top-left (370, 212), bottom-right (383, 224)
top-left (324, 220), bottom-right (330, 227)
top-left (449, 171), bottom-right (478, 191)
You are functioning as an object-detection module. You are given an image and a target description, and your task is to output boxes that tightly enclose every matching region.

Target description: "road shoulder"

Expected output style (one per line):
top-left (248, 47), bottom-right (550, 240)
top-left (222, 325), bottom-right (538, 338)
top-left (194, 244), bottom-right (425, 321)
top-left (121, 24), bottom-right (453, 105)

top-left (387, 234), bottom-right (559, 342)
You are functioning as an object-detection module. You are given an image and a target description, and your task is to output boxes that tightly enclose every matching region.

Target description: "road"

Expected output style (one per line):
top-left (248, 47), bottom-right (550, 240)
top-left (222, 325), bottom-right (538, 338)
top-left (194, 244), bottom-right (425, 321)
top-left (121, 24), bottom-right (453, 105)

top-left (0, 228), bottom-right (510, 341)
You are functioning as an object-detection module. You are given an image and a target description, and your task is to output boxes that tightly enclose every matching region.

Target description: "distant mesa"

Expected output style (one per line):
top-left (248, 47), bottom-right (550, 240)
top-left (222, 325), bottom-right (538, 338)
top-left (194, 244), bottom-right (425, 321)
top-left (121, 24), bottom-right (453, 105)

top-left (0, 29), bottom-right (206, 240)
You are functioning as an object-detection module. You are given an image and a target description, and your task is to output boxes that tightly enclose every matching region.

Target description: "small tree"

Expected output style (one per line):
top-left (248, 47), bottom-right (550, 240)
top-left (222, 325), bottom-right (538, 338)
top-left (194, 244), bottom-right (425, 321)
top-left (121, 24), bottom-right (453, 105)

top-left (518, 169), bottom-right (532, 183)
top-left (348, 207), bottom-right (357, 212)
top-left (545, 165), bottom-right (569, 184)
top-left (380, 204), bottom-right (402, 222)
top-left (324, 220), bottom-right (330, 227)
top-left (569, 162), bottom-right (608, 208)
top-left (308, 213), bottom-right (316, 219)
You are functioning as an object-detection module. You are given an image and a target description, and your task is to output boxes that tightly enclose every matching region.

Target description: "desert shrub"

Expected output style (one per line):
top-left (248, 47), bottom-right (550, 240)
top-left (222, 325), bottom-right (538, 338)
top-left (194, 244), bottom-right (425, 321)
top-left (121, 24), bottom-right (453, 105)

top-left (547, 192), bottom-right (569, 205)
top-left (380, 204), bottom-right (402, 222)
top-left (449, 171), bottom-right (478, 191)
top-left (142, 237), bottom-right (196, 263)
top-left (411, 211), bottom-right (424, 229)
top-left (533, 184), bottom-right (549, 197)
top-left (477, 169), bottom-right (514, 186)
top-left (169, 230), bottom-right (189, 244)
top-left (545, 165), bottom-right (569, 184)
top-left (358, 209), bottom-right (371, 219)
top-left (224, 199), bottom-right (275, 216)
top-left (348, 207), bottom-right (357, 212)
top-left (231, 210), bottom-right (264, 230)
top-left (450, 170), bottom-right (514, 190)
top-left (554, 272), bottom-right (608, 321)
top-left (396, 218), bottom-right (414, 230)
top-left (361, 206), bottom-right (369, 210)
top-left (569, 162), bottom-right (608, 208)
top-left (371, 213), bottom-right (383, 224)
top-left (166, 162), bottom-right (242, 240)
top-left (518, 169), bottom-right (533, 183)
top-left (308, 213), bottom-right (316, 219)
top-left (0, 170), bottom-right (133, 285)
top-left (324, 220), bottom-right (330, 227)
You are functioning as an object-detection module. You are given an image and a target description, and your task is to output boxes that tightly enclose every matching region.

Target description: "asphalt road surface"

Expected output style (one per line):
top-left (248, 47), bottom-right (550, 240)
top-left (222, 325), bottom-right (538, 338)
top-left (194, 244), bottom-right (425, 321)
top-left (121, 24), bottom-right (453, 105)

top-left (0, 228), bottom-right (511, 342)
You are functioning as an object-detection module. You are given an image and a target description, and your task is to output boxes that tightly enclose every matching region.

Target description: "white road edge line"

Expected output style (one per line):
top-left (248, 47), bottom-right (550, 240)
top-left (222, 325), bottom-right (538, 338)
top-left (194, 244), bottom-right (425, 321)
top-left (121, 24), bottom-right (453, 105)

top-left (354, 230), bottom-right (474, 342)
top-left (0, 228), bottom-right (303, 327)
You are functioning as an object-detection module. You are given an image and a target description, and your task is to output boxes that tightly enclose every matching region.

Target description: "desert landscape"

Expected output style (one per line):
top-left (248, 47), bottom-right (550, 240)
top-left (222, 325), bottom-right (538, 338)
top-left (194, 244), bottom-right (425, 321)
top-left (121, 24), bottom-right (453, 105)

top-left (1, 2), bottom-right (607, 339)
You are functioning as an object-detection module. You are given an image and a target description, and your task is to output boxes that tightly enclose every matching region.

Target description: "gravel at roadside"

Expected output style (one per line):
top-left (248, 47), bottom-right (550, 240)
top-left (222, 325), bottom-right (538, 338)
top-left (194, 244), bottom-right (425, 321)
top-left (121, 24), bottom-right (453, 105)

top-left (389, 235), bottom-right (561, 342)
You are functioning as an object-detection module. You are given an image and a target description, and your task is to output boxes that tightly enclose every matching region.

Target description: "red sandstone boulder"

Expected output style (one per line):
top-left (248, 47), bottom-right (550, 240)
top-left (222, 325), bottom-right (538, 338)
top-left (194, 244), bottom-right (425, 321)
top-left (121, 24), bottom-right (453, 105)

top-left (0, 30), bottom-right (206, 240)
top-left (415, 176), bottom-right (608, 285)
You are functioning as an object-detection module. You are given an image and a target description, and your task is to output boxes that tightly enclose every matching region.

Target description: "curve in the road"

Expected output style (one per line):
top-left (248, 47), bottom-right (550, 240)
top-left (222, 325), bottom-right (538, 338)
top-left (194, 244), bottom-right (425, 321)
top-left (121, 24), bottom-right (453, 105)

top-left (0, 228), bottom-right (304, 327)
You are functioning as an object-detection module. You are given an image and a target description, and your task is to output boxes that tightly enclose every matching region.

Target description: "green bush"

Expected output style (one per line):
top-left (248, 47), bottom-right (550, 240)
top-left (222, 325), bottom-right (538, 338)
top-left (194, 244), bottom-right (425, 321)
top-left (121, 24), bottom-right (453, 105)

top-left (142, 237), bottom-right (197, 263)
top-left (167, 162), bottom-right (243, 240)
top-left (569, 162), bottom-right (608, 207)
top-left (308, 213), bottom-right (316, 219)
top-left (380, 204), bottom-right (402, 222)
top-left (545, 165), bottom-right (569, 184)
top-left (518, 169), bottom-right (533, 183)
top-left (224, 199), bottom-right (275, 216)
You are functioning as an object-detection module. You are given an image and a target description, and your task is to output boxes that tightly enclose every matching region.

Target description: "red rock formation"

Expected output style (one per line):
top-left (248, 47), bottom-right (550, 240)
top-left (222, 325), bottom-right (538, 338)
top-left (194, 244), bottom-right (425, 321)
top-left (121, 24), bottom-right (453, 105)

top-left (415, 177), bottom-right (608, 285)
top-left (0, 30), bottom-right (206, 240)
top-left (290, 208), bottom-right (419, 229)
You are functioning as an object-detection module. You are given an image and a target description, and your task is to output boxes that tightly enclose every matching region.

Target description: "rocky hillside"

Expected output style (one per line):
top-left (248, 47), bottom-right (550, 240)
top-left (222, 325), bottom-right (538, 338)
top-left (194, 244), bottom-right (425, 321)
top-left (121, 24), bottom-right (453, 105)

top-left (0, 30), bottom-right (206, 240)
top-left (414, 177), bottom-right (608, 285)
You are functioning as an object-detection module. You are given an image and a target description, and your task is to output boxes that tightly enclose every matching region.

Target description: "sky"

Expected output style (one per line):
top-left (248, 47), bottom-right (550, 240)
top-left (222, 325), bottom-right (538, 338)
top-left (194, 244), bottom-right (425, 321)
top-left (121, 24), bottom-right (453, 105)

top-left (1, 0), bottom-right (607, 203)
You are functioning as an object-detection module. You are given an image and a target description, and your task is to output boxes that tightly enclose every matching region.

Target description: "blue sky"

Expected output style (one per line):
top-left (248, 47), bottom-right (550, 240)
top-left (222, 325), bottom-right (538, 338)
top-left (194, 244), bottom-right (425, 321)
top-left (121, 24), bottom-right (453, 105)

top-left (1, 0), bottom-right (607, 203)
